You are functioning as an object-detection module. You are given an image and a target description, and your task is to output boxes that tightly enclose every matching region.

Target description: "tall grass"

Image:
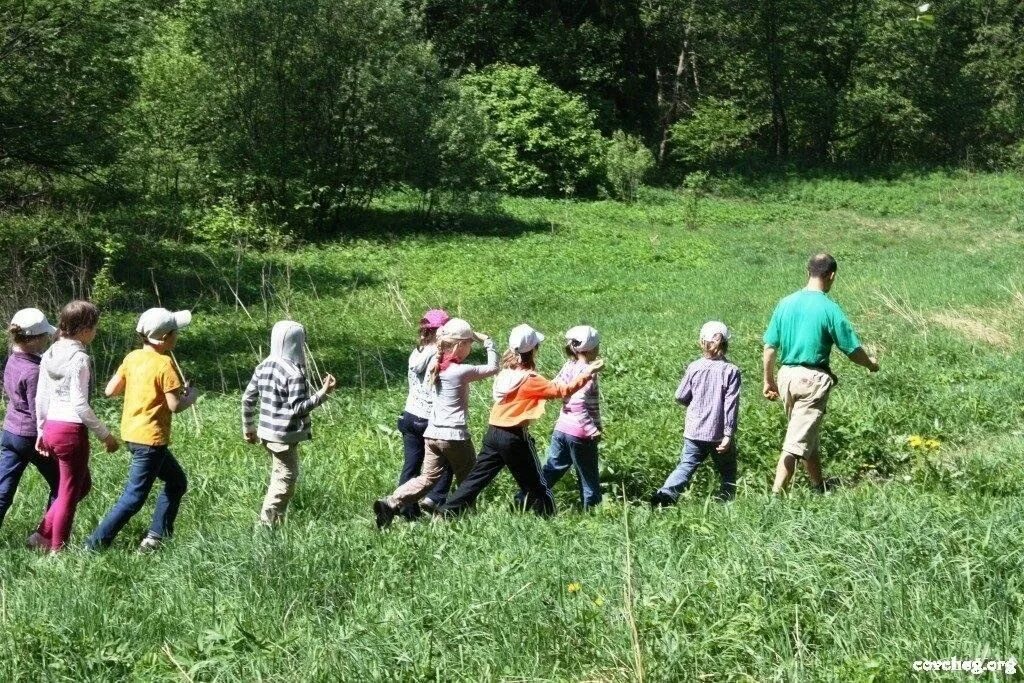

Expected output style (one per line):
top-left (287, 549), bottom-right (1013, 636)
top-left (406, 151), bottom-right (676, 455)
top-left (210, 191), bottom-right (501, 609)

top-left (1, 171), bottom-right (1022, 680)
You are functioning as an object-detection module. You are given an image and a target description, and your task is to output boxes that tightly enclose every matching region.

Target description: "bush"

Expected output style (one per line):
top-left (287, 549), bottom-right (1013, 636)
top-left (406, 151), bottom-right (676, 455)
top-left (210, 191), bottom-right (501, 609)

top-left (459, 65), bottom-right (605, 196)
top-left (670, 98), bottom-right (761, 169)
top-left (186, 200), bottom-right (289, 250)
top-left (605, 131), bottom-right (654, 202)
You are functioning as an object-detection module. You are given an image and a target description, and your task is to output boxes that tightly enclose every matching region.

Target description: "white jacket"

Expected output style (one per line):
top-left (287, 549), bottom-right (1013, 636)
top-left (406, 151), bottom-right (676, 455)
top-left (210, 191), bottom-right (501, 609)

top-left (35, 338), bottom-right (110, 439)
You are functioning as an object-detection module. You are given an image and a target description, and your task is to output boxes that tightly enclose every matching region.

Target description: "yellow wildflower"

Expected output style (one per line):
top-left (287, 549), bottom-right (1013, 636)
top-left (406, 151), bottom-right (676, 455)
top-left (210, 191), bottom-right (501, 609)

top-left (907, 435), bottom-right (925, 448)
top-left (925, 438), bottom-right (941, 451)
top-left (593, 595), bottom-right (605, 608)
top-left (567, 582), bottom-right (582, 594)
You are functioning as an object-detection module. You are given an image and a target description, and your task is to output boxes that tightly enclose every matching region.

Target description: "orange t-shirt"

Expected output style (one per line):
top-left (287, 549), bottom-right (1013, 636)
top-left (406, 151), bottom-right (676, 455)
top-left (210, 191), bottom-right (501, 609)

top-left (117, 348), bottom-right (183, 446)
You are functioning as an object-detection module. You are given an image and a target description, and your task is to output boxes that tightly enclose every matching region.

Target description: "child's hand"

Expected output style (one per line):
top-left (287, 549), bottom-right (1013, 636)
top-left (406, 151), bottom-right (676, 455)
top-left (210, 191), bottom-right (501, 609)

top-left (321, 374), bottom-right (338, 395)
top-left (244, 431), bottom-right (259, 444)
top-left (586, 358), bottom-right (605, 374)
top-left (716, 436), bottom-right (732, 453)
top-left (35, 436), bottom-right (50, 458)
top-left (103, 434), bottom-right (120, 453)
top-left (473, 332), bottom-right (490, 343)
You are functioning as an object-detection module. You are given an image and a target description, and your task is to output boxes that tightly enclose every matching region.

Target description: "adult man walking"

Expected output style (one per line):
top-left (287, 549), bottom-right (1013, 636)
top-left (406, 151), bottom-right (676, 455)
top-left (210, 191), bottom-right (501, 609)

top-left (763, 253), bottom-right (879, 493)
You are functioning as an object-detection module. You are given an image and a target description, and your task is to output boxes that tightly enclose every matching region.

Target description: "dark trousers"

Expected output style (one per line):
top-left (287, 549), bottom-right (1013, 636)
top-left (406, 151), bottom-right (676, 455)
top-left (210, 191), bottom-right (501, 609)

top-left (397, 412), bottom-right (452, 515)
top-left (86, 442), bottom-right (188, 549)
top-left (0, 430), bottom-right (59, 528)
top-left (442, 425), bottom-right (555, 516)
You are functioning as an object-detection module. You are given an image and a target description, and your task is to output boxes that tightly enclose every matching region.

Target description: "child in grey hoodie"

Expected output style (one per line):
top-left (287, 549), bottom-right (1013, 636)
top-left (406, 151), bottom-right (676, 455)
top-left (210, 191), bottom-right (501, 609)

top-left (242, 321), bottom-right (337, 526)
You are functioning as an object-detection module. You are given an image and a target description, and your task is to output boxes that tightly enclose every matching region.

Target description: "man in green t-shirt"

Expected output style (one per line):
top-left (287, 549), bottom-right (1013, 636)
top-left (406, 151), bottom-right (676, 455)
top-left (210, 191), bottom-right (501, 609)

top-left (763, 253), bottom-right (879, 494)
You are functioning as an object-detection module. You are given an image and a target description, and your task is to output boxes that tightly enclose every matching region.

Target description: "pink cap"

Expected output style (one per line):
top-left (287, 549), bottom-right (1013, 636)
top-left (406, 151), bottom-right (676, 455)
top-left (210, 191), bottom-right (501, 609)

top-left (420, 309), bottom-right (451, 330)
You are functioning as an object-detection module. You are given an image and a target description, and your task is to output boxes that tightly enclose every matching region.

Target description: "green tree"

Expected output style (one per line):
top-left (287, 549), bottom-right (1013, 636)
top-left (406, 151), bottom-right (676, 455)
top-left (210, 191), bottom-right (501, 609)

top-left (460, 65), bottom-right (606, 196)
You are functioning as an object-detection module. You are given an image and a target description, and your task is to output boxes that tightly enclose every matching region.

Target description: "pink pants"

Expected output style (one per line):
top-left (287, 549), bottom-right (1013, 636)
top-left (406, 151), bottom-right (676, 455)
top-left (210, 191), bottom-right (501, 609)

top-left (36, 421), bottom-right (91, 551)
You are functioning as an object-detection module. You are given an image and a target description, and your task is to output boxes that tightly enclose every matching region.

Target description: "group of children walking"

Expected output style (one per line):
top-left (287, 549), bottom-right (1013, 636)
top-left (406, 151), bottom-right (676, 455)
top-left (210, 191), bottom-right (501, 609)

top-left (0, 300), bottom-right (742, 550)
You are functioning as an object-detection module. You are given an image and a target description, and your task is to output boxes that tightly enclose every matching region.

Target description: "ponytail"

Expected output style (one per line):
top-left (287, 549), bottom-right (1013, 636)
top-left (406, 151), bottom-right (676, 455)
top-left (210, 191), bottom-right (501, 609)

top-left (701, 334), bottom-right (728, 360)
top-left (501, 348), bottom-right (536, 371)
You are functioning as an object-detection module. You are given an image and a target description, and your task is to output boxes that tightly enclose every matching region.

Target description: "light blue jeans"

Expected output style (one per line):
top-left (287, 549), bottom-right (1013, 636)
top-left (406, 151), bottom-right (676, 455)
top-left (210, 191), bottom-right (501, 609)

top-left (658, 438), bottom-right (737, 501)
top-left (541, 431), bottom-right (602, 508)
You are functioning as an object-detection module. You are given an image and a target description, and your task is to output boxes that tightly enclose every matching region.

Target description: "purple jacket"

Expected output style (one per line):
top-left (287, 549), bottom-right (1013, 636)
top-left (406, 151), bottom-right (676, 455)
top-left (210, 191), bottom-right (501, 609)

top-left (3, 352), bottom-right (41, 437)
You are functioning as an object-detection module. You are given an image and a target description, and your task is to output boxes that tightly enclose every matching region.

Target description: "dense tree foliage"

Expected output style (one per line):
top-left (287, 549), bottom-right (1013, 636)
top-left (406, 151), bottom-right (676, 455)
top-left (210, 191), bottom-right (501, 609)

top-left (1, 0), bottom-right (1022, 232)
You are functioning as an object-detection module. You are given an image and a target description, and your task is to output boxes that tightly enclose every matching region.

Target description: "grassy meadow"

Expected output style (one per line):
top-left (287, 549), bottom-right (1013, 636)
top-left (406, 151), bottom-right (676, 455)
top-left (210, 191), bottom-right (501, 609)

top-left (1, 171), bottom-right (1024, 680)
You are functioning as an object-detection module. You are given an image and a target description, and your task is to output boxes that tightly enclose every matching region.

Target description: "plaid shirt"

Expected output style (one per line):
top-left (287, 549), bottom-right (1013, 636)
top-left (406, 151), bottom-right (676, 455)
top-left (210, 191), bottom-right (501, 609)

top-left (675, 357), bottom-right (741, 442)
top-left (242, 359), bottom-right (326, 443)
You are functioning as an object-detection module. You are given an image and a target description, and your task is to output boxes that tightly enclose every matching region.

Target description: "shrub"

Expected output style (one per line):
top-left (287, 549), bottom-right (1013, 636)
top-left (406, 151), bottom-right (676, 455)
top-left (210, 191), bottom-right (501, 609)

top-left (459, 65), bottom-right (605, 196)
top-left (605, 131), bottom-right (654, 202)
top-left (186, 199), bottom-right (289, 250)
top-left (670, 98), bottom-right (761, 169)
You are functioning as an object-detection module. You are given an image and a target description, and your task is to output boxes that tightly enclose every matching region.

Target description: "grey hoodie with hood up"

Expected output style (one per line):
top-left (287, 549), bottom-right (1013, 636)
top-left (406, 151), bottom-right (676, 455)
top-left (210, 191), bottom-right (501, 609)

top-left (241, 321), bottom-right (328, 444)
top-left (34, 338), bottom-right (111, 439)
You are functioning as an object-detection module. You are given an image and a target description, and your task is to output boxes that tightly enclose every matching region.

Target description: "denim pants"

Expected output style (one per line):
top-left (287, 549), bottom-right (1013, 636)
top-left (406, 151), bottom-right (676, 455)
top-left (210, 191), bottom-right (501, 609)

top-left (0, 430), bottom-right (59, 528)
top-left (397, 412), bottom-right (452, 512)
top-left (516, 431), bottom-right (602, 509)
top-left (658, 438), bottom-right (737, 501)
top-left (86, 442), bottom-right (188, 549)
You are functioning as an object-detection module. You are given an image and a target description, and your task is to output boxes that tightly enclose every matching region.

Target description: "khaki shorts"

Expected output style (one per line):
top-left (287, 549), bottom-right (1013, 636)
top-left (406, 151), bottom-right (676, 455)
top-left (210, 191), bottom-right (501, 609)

top-left (778, 366), bottom-right (834, 459)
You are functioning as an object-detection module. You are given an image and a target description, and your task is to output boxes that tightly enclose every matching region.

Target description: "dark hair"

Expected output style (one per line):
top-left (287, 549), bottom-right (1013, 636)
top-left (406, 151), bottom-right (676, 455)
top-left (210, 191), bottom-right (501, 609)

top-left (58, 300), bottom-right (100, 338)
top-left (501, 348), bottom-right (536, 370)
top-left (807, 253), bottom-right (838, 278)
top-left (418, 323), bottom-right (438, 348)
top-left (8, 325), bottom-right (46, 345)
top-left (701, 335), bottom-right (728, 359)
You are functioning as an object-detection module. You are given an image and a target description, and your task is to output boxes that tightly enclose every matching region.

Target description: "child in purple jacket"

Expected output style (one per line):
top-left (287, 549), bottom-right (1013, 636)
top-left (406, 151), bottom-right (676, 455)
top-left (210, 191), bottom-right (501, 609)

top-left (0, 309), bottom-right (58, 533)
top-left (651, 321), bottom-right (741, 506)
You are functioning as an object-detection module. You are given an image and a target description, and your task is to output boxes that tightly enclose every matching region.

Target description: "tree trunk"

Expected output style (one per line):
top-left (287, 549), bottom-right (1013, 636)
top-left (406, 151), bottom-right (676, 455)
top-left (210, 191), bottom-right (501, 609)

top-left (762, 0), bottom-right (789, 159)
top-left (657, 19), bottom-right (693, 165)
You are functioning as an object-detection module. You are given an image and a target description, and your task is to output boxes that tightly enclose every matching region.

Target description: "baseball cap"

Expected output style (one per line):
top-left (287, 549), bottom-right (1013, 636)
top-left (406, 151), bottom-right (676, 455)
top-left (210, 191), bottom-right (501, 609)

top-left (420, 309), bottom-right (451, 330)
top-left (699, 320), bottom-right (730, 343)
top-left (438, 317), bottom-right (474, 341)
top-left (508, 324), bottom-right (545, 354)
top-left (137, 308), bottom-right (192, 344)
top-left (565, 325), bottom-right (600, 352)
top-left (9, 308), bottom-right (57, 337)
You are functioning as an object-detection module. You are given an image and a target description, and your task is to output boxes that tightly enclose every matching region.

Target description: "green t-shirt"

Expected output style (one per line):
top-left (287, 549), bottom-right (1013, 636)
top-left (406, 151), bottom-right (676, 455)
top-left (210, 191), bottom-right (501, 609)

top-left (763, 289), bottom-right (861, 369)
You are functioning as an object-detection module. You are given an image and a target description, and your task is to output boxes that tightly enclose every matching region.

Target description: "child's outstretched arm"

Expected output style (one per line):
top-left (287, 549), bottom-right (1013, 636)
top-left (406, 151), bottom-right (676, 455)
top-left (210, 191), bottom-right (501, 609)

top-left (520, 360), bottom-right (603, 400)
top-left (462, 336), bottom-right (499, 381)
top-left (287, 373), bottom-right (337, 418)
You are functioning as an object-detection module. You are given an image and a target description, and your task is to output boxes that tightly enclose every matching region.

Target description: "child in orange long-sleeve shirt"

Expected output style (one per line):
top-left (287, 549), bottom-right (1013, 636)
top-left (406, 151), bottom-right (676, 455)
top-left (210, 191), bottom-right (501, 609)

top-left (439, 324), bottom-right (603, 517)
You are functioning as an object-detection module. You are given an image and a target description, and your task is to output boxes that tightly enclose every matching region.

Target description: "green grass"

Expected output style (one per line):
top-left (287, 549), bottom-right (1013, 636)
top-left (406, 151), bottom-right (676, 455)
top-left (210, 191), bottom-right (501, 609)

top-left (2, 171), bottom-right (1024, 681)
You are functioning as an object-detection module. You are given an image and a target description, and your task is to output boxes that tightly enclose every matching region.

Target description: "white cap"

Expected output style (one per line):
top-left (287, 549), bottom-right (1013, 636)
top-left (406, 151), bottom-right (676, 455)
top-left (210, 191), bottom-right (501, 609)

top-left (438, 317), bottom-right (474, 342)
top-left (137, 308), bottom-right (192, 344)
top-left (699, 320), bottom-right (730, 343)
top-left (508, 324), bottom-right (545, 354)
top-left (9, 308), bottom-right (56, 337)
top-left (565, 325), bottom-right (600, 352)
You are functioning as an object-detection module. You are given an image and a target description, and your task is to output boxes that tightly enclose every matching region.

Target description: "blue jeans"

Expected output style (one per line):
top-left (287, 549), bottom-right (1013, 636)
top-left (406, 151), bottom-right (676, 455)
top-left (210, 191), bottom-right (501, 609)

top-left (0, 430), bottom-right (59, 528)
top-left (541, 431), bottom-right (602, 508)
top-left (397, 412), bottom-right (451, 514)
top-left (658, 438), bottom-right (737, 501)
top-left (85, 443), bottom-right (188, 549)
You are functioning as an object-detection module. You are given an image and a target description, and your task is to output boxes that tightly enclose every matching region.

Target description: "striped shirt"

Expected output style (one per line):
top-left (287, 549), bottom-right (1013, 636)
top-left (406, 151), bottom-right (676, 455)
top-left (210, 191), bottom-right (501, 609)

top-left (552, 360), bottom-right (602, 439)
top-left (675, 357), bottom-right (741, 442)
top-left (242, 359), bottom-right (327, 443)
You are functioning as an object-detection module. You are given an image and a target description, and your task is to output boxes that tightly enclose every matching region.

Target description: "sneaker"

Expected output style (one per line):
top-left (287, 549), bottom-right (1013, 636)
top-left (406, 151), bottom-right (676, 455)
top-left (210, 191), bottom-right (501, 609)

top-left (419, 498), bottom-right (439, 515)
top-left (138, 535), bottom-right (162, 553)
top-left (26, 532), bottom-right (47, 550)
top-left (373, 499), bottom-right (396, 529)
top-left (649, 491), bottom-right (675, 508)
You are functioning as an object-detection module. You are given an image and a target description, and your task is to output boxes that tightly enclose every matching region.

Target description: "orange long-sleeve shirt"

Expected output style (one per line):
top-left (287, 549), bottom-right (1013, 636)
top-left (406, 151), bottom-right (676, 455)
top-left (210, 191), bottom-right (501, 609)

top-left (488, 371), bottom-right (592, 428)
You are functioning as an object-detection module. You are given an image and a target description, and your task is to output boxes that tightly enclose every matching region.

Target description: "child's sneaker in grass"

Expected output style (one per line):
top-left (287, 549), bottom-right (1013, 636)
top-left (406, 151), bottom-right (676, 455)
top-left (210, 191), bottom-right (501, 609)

top-left (138, 534), bottom-right (163, 553)
top-left (373, 500), bottom-right (396, 529)
top-left (26, 532), bottom-right (47, 550)
top-left (649, 491), bottom-right (675, 508)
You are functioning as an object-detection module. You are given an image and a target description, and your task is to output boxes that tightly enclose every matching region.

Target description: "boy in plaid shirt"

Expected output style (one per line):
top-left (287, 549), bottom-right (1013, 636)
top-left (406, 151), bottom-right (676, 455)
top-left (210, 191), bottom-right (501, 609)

top-left (651, 321), bottom-right (741, 506)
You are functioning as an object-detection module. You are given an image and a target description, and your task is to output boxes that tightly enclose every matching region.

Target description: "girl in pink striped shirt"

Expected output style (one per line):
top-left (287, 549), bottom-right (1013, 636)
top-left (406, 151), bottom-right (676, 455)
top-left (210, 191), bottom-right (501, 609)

top-left (518, 325), bottom-right (604, 509)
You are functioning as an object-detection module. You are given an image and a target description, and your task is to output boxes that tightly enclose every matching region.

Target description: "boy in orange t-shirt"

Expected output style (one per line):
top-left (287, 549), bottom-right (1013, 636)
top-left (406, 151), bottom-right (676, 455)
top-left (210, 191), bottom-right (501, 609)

top-left (85, 308), bottom-right (198, 552)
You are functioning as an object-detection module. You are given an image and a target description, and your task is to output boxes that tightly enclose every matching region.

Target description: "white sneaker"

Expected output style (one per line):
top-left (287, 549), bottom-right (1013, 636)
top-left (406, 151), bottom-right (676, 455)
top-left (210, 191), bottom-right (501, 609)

top-left (26, 532), bottom-right (47, 550)
top-left (138, 535), bottom-right (162, 553)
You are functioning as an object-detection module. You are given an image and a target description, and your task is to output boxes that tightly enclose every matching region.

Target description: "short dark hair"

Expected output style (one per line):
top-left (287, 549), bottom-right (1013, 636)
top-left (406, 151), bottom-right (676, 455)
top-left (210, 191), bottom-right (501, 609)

top-left (58, 300), bottom-right (100, 338)
top-left (807, 253), bottom-right (838, 278)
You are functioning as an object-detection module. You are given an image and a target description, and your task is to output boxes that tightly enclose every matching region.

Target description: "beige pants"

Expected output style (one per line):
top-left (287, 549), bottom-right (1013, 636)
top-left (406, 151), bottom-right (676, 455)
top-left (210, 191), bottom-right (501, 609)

top-left (261, 441), bottom-right (300, 525)
top-left (387, 438), bottom-right (475, 508)
top-left (778, 366), bottom-right (834, 460)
